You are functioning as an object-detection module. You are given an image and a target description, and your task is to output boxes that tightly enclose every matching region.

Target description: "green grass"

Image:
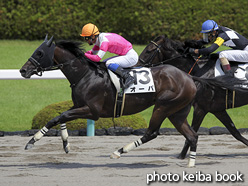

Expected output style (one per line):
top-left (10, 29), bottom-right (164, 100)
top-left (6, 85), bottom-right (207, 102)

top-left (140, 105), bottom-right (248, 128)
top-left (0, 40), bottom-right (247, 131)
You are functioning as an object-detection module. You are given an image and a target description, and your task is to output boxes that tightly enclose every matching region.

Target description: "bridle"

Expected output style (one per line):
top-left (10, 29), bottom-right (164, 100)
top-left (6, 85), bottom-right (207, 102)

top-left (28, 45), bottom-right (103, 88)
top-left (28, 56), bottom-right (66, 76)
top-left (139, 40), bottom-right (163, 67)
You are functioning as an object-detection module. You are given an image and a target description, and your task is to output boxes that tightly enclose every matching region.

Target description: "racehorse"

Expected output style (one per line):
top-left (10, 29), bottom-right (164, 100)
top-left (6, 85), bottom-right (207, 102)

top-left (138, 35), bottom-right (248, 159)
top-left (20, 35), bottom-right (245, 167)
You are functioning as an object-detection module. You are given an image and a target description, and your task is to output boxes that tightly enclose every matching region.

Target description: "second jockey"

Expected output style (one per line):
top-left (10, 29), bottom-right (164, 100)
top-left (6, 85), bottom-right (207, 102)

top-left (80, 23), bottom-right (138, 88)
top-left (189, 20), bottom-right (248, 76)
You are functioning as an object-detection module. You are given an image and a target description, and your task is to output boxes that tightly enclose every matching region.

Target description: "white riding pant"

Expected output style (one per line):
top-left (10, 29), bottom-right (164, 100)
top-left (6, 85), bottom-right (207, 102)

top-left (105, 49), bottom-right (138, 68)
top-left (219, 45), bottom-right (248, 62)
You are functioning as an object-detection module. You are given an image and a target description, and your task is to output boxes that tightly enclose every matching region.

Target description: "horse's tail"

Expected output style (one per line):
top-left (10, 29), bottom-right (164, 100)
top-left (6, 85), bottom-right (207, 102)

top-left (192, 75), bottom-right (248, 92)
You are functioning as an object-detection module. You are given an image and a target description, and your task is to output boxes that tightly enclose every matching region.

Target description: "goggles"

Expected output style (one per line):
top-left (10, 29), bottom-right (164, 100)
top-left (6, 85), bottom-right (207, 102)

top-left (84, 36), bottom-right (92, 41)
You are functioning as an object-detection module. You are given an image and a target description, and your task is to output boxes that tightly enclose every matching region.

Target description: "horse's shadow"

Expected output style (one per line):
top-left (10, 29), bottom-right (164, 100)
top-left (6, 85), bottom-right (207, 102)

top-left (26, 162), bottom-right (167, 169)
top-left (1, 153), bottom-right (247, 170)
top-left (25, 152), bottom-right (248, 169)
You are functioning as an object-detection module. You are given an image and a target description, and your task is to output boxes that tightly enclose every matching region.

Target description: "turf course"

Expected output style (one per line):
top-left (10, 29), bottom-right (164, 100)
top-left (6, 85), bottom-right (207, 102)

top-left (0, 40), bottom-right (247, 131)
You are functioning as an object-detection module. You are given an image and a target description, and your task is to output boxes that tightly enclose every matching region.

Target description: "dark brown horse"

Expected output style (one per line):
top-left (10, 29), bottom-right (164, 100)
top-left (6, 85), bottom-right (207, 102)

top-left (138, 35), bottom-right (248, 159)
top-left (20, 35), bottom-right (199, 167)
top-left (20, 35), bottom-right (245, 167)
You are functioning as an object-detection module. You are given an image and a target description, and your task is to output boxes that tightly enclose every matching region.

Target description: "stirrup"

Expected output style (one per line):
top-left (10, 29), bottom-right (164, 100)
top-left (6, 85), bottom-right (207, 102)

top-left (123, 76), bottom-right (135, 89)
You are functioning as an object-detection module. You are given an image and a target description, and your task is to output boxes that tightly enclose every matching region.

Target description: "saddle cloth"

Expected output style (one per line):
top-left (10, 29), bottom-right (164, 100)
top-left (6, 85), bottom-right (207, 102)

top-left (108, 67), bottom-right (156, 94)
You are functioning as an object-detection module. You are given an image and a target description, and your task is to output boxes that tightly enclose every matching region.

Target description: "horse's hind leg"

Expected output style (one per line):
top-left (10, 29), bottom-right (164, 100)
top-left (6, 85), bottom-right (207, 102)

top-left (110, 105), bottom-right (167, 159)
top-left (178, 106), bottom-right (207, 159)
top-left (168, 105), bottom-right (198, 167)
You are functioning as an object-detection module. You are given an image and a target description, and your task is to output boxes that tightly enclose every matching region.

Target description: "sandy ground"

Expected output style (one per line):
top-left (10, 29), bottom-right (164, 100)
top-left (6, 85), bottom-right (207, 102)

top-left (0, 134), bottom-right (247, 186)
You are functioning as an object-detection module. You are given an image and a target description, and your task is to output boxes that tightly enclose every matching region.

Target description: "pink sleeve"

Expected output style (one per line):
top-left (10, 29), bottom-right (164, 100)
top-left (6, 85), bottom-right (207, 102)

top-left (86, 50), bottom-right (93, 54)
top-left (85, 53), bottom-right (101, 62)
top-left (92, 45), bottom-right (100, 51)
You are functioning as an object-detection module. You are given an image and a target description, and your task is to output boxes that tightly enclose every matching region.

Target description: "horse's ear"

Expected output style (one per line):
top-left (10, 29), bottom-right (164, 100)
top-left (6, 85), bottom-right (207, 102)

top-left (46, 36), bottom-right (54, 46)
top-left (44, 34), bottom-right (48, 42)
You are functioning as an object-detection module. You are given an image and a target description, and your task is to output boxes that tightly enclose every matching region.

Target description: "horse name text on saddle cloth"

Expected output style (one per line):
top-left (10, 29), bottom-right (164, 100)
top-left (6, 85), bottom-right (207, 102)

top-left (108, 67), bottom-right (156, 94)
top-left (124, 67), bottom-right (156, 94)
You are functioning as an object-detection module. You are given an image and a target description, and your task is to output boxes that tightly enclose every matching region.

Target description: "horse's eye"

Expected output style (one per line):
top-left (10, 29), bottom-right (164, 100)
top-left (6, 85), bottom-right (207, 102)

top-left (35, 51), bottom-right (43, 58)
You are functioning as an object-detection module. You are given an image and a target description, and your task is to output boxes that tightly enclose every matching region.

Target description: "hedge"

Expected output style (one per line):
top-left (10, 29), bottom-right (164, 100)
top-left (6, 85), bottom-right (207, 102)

top-left (32, 100), bottom-right (147, 130)
top-left (1, 0), bottom-right (248, 44)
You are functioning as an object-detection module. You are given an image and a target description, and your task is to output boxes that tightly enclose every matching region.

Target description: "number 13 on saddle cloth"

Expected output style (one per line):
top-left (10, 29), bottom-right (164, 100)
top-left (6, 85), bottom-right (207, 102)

top-left (124, 67), bottom-right (156, 94)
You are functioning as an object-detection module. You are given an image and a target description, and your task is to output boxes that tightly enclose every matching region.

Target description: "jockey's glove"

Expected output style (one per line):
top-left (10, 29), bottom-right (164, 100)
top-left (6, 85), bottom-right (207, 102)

top-left (189, 48), bottom-right (195, 54)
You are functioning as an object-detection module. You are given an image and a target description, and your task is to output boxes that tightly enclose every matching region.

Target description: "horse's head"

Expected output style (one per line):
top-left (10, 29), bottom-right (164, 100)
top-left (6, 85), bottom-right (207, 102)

top-left (138, 35), bottom-right (185, 67)
top-left (138, 35), bottom-right (167, 66)
top-left (20, 35), bottom-right (55, 78)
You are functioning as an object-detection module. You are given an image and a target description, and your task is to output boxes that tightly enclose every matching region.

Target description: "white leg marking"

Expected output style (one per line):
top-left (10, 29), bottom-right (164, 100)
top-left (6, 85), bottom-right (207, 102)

top-left (123, 139), bottom-right (143, 153)
top-left (188, 151), bottom-right (196, 167)
top-left (60, 123), bottom-right (69, 141)
top-left (34, 126), bottom-right (48, 141)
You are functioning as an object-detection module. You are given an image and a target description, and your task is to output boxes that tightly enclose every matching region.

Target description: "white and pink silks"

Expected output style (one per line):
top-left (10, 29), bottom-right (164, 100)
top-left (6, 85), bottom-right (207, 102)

top-left (85, 33), bottom-right (138, 68)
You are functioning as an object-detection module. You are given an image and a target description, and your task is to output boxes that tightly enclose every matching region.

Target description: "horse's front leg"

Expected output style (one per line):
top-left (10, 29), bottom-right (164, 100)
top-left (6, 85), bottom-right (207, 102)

top-left (178, 106), bottom-right (206, 159)
top-left (213, 110), bottom-right (248, 146)
top-left (25, 106), bottom-right (97, 150)
top-left (60, 123), bottom-right (70, 153)
top-left (25, 115), bottom-right (60, 150)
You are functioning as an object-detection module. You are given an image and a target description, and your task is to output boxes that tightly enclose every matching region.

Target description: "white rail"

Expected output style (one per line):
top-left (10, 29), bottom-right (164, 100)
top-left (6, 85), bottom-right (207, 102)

top-left (0, 69), bottom-right (95, 136)
top-left (0, 69), bottom-right (65, 80)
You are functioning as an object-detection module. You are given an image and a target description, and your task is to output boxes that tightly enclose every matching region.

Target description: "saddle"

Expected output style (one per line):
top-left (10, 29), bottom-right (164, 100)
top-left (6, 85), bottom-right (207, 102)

top-left (191, 54), bottom-right (248, 80)
top-left (215, 59), bottom-right (248, 80)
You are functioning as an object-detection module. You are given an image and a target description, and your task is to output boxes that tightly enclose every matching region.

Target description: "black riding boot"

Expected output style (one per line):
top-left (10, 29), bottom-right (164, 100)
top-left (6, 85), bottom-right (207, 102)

top-left (114, 66), bottom-right (135, 89)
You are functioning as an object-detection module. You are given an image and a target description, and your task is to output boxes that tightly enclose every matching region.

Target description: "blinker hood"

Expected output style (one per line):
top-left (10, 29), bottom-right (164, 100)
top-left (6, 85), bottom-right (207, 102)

top-left (29, 35), bottom-right (55, 68)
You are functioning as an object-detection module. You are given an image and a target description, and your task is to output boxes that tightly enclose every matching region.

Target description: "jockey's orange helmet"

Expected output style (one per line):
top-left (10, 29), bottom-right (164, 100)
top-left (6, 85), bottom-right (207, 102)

top-left (80, 23), bottom-right (100, 37)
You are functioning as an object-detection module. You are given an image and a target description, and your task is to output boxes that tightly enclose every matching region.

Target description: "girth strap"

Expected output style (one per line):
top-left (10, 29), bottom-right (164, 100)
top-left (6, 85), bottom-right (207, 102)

top-left (226, 89), bottom-right (235, 109)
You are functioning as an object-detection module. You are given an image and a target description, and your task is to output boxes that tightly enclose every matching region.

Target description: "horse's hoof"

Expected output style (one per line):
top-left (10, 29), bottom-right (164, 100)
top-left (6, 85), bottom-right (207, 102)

top-left (63, 141), bottom-right (70, 153)
top-left (25, 137), bottom-right (36, 150)
top-left (177, 154), bottom-right (186, 160)
top-left (25, 143), bottom-right (34, 150)
top-left (187, 164), bottom-right (196, 168)
top-left (110, 151), bottom-right (121, 159)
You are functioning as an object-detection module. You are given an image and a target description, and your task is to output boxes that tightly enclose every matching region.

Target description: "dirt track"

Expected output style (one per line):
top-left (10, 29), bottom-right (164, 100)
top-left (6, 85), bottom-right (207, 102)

top-left (0, 134), bottom-right (247, 186)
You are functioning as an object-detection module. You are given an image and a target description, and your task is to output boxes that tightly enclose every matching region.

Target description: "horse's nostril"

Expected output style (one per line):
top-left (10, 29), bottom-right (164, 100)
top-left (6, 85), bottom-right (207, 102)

top-left (20, 69), bottom-right (26, 76)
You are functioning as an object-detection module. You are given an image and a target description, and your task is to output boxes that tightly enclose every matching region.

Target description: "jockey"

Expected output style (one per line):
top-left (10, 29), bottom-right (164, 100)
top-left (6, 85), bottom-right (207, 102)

top-left (189, 20), bottom-right (248, 75)
top-left (80, 23), bottom-right (138, 89)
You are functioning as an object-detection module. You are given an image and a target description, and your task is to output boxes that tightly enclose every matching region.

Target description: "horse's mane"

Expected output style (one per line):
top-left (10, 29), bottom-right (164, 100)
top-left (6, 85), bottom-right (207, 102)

top-left (55, 40), bottom-right (86, 60)
top-left (55, 40), bottom-right (107, 70)
top-left (154, 35), bottom-right (185, 53)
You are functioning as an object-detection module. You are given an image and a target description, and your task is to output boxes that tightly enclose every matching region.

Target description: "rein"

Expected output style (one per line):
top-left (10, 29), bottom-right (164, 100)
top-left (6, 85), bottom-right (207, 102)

top-left (144, 54), bottom-right (184, 67)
